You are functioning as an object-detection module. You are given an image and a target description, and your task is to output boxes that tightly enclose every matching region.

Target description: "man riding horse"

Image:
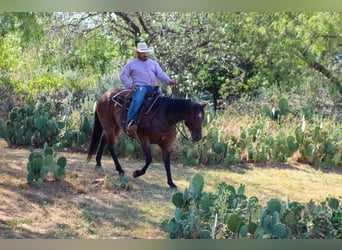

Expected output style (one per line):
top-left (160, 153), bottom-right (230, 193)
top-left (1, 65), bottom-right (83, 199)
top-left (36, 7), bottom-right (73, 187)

top-left (87, 41), bottom-right (205, 189)
top-left (120, 41), bottom-right (176, 136)
top-left (88, 42), bottom-right (205, 188)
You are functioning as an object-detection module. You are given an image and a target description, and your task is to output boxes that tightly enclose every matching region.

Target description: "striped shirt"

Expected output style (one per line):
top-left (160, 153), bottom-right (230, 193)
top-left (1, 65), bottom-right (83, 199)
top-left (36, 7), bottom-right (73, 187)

top-left (120, 58), bottom-right (172, 88)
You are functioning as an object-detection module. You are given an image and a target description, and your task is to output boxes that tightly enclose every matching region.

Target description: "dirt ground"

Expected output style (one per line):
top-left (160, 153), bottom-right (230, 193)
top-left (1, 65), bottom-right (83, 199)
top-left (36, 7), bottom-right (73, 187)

top-left (0, 141), bottom-right (179, 239)
top-left (1, 139), bottom-right (341, 239)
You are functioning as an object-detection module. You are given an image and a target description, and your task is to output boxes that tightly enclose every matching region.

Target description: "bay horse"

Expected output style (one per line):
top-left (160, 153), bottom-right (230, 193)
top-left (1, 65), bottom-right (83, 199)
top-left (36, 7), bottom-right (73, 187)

top-left (87, 88), bottom-right (205, 189)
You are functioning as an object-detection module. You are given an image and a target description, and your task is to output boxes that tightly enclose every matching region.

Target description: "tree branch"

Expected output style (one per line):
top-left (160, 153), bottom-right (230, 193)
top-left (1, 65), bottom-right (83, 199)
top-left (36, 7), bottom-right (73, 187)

top-left (114, 12), bottom-right (141, 39)
top-left (301, 50), bottom-right (341, 94)
top-left (137, 12), bottom-right (152, 40)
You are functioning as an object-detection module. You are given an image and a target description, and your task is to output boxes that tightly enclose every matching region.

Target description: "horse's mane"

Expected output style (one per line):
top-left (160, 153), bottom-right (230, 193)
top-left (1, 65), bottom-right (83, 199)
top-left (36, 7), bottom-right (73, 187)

top-left (161, 97), bottom-right (192, 115)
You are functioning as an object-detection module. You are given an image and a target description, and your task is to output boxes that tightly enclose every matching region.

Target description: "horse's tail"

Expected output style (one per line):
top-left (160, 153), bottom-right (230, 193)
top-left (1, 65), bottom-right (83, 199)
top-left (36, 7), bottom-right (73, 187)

top-left (87, 111), bottom-right (103, 162)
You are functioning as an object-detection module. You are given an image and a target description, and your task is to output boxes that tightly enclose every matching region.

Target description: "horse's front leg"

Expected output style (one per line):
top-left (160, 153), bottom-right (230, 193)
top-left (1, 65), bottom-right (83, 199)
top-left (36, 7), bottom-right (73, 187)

top-left (133, 141), bottom-right (152, 178)
top-left (107, 143), bottom-right (125, 176)
top-left (161, 146), bottom-right (177, 189)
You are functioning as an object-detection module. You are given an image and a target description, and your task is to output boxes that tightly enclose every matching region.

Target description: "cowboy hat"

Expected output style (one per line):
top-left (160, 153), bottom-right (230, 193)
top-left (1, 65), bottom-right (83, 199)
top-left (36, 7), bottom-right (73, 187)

top-left (133, 42), bottom-right (153, 53)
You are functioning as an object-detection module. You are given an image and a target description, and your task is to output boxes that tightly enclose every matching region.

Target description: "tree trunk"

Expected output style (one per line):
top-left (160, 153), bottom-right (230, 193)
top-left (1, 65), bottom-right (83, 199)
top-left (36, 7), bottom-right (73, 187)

top-left (301, 50), bottom-right (341, 94)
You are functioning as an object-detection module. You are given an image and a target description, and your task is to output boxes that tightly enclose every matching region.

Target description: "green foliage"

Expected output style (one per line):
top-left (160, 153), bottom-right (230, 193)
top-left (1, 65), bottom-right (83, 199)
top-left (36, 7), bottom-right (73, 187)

top-left (1, 12), bottom-right (340, 170)
top-left (0, 97), bottom-right (97, 151)
top-left (212, 182), bottom-right (260, 239)
top-left (160, 174), bottom-right (216, 239)
top-left (263, 97), bottom-right (289, 121)
top-left (2, 12), bottom-right (341, 111)
top-left (153, 13), bottom-right (341, 109)
top-left (61, 110), bottom-right (93, 150)
top-left (179, 143), bottom-right (201, 166)
top-left (17, 74), bottom-right (64, 103)
top-left (258, 198), bottom-right (292, 239)
top-left (0, 103), bottom-right (65, 147)
top-left (298, 122), bottom-right (341, 169)
top-left (305, 197), bottom-right (342, 239)
top-left (172, 192), bottom-right (184, 208)
top-left (267, 198), bottom-right (283, 213)
top-left (178, 94), bottom-right (341, 169)
top-left (281, 201), bottom-right (305, 236)
top-left (104, 175), bottom-right (131, 191)
top-left (27, 143), bottom-right (67, 185)
top-left (161, 175), bottom-right (260, 239)
top-left (161, 174), bottom-right (342, 239)
top-left (190, 174), bottom-right (204, 201)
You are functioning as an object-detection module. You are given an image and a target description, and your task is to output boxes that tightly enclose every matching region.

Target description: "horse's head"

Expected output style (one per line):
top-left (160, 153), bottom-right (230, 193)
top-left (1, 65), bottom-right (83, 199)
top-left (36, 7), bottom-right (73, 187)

top-left (184, 102), bottom-right (206, 141)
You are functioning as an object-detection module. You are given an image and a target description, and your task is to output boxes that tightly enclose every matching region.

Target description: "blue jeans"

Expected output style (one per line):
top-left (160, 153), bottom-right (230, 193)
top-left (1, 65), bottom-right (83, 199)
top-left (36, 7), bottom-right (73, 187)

top-left (126, 85), bottom-right (155, 127)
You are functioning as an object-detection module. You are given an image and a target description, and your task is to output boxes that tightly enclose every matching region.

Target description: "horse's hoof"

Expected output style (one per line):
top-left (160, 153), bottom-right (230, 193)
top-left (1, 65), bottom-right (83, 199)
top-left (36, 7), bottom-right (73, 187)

top-left (95, 165), bottom-right (104, 171)
top-left (133, 170), bottom-right (138, 178)
top-left (119, 171), bottom-right (125, 177)
top-left (133, 170), bottom-right (144, 178)
top-left (170, 185), bottom-right (178, 190)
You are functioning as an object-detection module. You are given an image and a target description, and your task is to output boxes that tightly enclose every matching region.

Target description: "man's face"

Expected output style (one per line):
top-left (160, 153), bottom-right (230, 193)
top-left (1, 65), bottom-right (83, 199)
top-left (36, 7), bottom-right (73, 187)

top-left (137, 52), bottom-right (149, 61)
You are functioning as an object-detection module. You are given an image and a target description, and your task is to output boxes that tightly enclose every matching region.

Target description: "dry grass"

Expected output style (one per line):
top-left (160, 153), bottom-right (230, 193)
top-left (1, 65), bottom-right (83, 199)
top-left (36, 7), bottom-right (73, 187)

top-left (0, 139), bottom-right (341, 239)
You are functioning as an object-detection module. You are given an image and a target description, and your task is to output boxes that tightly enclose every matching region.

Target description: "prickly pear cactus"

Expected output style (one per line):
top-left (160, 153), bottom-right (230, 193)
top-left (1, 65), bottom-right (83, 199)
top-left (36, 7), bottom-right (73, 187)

top-left (261, 212), bottom-right (273, 234)
top-left (27, 152), bottom-right (44, 184)
top-left (190, 174), bottom-right (204, 201)
top-left (226, 213), bottom-right (240, 232)
top-left (259, 198), bottom-right (293, 239)
top-left (267, 198), bottom-right (283, 213)
top-left (278, 98), bottom-right (289, 115)
top-left (272, 223), bottom-right (291, 239)
top-left (1, 103), bottom-right (65, 147)
top-left (286, 136), bottom-right (299, 157)
top-left (26, 143), bottom-right (67, 185)
top-left (172, 192), bottom-right (184, 208)
top-left (162, 174), bottom-right (211, 239)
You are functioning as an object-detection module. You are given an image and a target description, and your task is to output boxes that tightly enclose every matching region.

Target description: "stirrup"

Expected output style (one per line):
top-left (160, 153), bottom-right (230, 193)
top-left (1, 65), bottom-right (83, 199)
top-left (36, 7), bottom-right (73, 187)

top-left (126, 121), bottom-right (138, 136)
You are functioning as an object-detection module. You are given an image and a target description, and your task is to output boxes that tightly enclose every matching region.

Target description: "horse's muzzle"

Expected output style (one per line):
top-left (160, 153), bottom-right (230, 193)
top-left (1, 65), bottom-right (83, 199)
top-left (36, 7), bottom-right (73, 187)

top-left (192, 133), bottom-right (202, 142)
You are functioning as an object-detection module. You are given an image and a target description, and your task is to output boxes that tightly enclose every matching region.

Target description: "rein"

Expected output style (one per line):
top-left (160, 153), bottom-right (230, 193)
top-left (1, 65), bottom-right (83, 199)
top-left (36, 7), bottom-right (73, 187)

top-left (177, 122), bottom-right (190, 141)
top-left (171, 85), bottom-right (192, 141)
top-left (143, 95), bottom-right (162, 115)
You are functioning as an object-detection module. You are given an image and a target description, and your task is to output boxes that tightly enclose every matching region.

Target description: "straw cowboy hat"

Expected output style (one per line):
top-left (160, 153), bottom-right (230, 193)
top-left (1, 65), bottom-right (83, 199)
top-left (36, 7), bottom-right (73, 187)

top-left (133, 42), bottom-right (153, 53)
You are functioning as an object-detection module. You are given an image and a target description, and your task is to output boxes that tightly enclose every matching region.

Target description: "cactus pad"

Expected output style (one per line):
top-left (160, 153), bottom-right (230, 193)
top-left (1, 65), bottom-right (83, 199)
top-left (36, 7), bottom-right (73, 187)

top-left (267, 198), bottom-right (282, 213)
top-left (172, 192), bottom-right (184, 208)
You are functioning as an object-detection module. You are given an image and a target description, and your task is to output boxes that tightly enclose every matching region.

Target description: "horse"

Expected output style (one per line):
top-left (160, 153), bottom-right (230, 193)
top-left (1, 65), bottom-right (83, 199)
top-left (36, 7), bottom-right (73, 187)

top-left (87, 87), bottom-right (205, 189)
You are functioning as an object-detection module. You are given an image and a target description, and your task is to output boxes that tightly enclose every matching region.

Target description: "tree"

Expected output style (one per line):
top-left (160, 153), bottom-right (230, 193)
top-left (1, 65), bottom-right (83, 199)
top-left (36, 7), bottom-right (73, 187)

top-left (1, 12), bottom-right (340, 111)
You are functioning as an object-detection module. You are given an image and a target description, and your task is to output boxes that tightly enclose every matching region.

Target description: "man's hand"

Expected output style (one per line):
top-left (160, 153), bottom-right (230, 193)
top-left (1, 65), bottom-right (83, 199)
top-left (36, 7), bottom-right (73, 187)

top-left (168, 80), bottom-right (176, 86)
top-left (131, 85), bottom-right (137, 92)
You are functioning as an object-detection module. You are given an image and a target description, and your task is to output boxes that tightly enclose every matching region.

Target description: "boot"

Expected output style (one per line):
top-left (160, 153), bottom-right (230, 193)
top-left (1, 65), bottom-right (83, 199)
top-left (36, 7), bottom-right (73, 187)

top-left (126, 120), bottom-right (138, 137)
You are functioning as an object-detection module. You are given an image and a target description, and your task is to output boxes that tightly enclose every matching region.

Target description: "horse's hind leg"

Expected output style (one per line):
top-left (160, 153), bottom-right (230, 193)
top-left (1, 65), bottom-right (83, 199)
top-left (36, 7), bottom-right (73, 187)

top-left (105, 127), bottom-right (125, 177)
top-left (94, 135), bottom-right (106, 171)
top-left (107, 143), bottom-right (125, 176)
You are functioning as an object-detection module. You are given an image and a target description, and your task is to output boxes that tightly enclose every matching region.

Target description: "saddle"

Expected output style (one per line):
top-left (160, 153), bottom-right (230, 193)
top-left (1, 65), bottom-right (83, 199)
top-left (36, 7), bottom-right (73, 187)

top-left (112, 89), bottom-right (162, 132)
